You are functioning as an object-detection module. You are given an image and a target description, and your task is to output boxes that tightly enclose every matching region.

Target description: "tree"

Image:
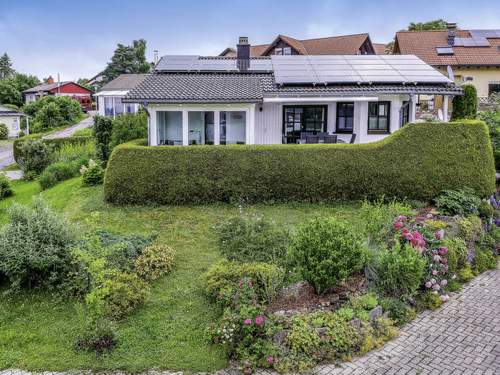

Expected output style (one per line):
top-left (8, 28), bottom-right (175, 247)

top-left (408, 19), bottom-right (448, 31)
top-left (102, 39), bottom-right (151, 83)
top-left (0, 73), bottom-right (39, 106)
top-left (452, 84), bottom-right (478, 120)
top-left (76, 78), bottom-right (93, 91)
top-left (0, 53), bottom-right (15, 79)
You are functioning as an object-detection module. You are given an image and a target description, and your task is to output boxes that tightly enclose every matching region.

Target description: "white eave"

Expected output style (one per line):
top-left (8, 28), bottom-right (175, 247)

top-left (94, 90), bottom-right (130, 97)
top-left (263, 96), bottom-right (380, 103)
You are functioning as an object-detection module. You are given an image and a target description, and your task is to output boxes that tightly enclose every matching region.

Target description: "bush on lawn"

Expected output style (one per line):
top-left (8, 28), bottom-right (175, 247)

top-left (93, 115), bottom-right (113, 162)
top-left (477, 110), bottom-right (500, 170)
top-left (109, 112), bottom-right (148, 149)
top-left (216, 214), bottom-right (289, 266)
top-left (0, 175), bottom-right (13, 199)
top-left (85, 272), bottom-right (150, 319)
top-left (203, 261), bottom-right (284, 308)
top-left (104, 121), bottom-right (496, 205)
top-left (22, 96), bottom-right (83, 133)
top-left (373, 242), bottom-right (427, 300)
top-left (38, 160), bottom-right (80, 189)
top-left (80, 159), bottom-right (105, 186)
top-left (0, 198), bottom-right (74, 291)
top-left (135, 244), bottom-right (175, 281)
top-left (434, 188), bottom-right (481, 216)
top-left (0, 123), bottom-right (8, 139)
top-left (17, 138), bottom-right (53, 178)
top-left (74, 318), bottom-right (117, 355)
top-left (289, 217), bottom-right (367, 294)
top-left (452, 84), bottom-right (477, 120)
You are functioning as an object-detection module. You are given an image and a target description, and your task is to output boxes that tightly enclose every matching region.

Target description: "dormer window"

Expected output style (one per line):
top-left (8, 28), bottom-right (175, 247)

top-left (436, 46), bottom-right (454, 55)
top-left (274, 46), bottom-right (292, 55)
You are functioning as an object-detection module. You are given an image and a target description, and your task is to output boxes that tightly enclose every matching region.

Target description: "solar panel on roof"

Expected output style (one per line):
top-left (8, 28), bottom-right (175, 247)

top-left (155, 55), bottom-right (273, 72)
top-left (436, 47), bottom-right (454, 55)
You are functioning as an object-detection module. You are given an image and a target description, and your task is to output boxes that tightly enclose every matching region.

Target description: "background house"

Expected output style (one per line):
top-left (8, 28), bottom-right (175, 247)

top-left (124, 38), bottom-right (460, 147)
top-left (394, 25), bottom-right (500, 104)
top-left (219, 33), bottom-right (384, 57)
top-left (0, 105), bottom-right (24, 137)
top-left (23, 76), bottom-right (94, 111)
top-left (94, 74), bottom-right (148, 117)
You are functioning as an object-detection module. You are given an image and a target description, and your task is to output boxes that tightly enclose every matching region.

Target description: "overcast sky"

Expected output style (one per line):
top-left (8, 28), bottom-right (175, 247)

top-left (1, 0), bottom-right (499, 80)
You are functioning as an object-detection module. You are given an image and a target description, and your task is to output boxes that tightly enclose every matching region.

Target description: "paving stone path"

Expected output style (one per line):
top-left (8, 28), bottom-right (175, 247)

top-left (1, 267), bottom-right (499, 375)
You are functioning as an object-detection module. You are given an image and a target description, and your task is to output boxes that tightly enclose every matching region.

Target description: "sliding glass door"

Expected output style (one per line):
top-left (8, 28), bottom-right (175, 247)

top-left (283, 105), bottom-right (327, 144)
top-left (188, 111), bottom-right (214, 145)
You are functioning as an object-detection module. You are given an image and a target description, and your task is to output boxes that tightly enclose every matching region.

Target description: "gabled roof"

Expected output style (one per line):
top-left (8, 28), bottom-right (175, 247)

top-left (23, 81), bottom-right (93, 94)
top-left (394, 29), bottom-right (500, 67)
top-left (98, 74), bottom-right (148, 91)
top-left (373, 43), bottom-right (387, 55)
top-left (0, 105), bottom-right (24, 116)
top-left (220, 33), bottom-right (375, 56)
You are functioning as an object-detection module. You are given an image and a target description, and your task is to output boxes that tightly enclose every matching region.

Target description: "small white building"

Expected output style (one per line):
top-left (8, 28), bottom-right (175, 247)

top-left (0, 105), bottom-right (24, 138)
top-left (122, 40), bottom-right (462, 146)
top-left (94, 74), bottom-right (147, 118)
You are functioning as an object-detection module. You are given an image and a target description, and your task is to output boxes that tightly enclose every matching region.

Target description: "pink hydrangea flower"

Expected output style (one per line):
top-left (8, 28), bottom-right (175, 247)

top-left (244, 319), bottom-right (252, 325)
top-left (432, 270), bottom-right (438, 276)
top-left (394, 221), bottom-right (403, 230)
top-left (433, 255), bottom-right (442, 262)
top-left (255, 316), bottom-right (265, 326)
top-left (435, 231), bottom-right (443, 240)
top-left (432, 283), bottom-right (441, 291)
top-left (438, 247), bottom-right (448, 255)
top-left (441, 279), bottom-right (448, 286)
top-left (267, 356), bottom-right (274, 365)
top-left (425, 281), bottom-right (432, 288)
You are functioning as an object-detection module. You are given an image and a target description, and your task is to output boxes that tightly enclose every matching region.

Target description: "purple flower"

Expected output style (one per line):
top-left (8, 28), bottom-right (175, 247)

top-left (438, 247), bottom-right (448, 255)
top-left (432, 283), bottom-right (441, 291)
top-left (267, 356), bottom-right (274, 365)
top-left (433, 255), bottom-right (442, 263)
top-left (435, 230), bottom-right (444, 240)
top-left (255, 316), bottom-right (265, 326)
top-left (441, 279), bottom-right (448, 286)
top-left (432, 270), bottom-right (438, 276)
top-left (425, 281), bottom-right (432, 288)
top-left (244, 319), bottom-right (252, 325)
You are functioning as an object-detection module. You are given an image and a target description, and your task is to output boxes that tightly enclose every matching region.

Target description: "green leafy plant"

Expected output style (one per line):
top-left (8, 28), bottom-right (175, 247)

top-left (415, 291), bottom-right (442, 311)
top-left (442, 238), bottom-right (468, 274)
top-left (434, 188), bottom-right (481, 216)
top-left (452, 84), bottom-right (477, 120)
top-left (216, 214), bottom-right (289, 266)
top-left (0, 123), bottom-right (8, 139)
top-left (378, 297), bottom-right (416, 326)
top-left (471, 247), bottom-right (497, 274)
top-left (135, 244), bottom-right (175, 281)
top-left (104, 122), bottom-right (496, 205)
top-left (38, 160), bottom-right (80, 190)
top-left (457, 215), bottom-right (482, 242)
top-left (289, 217), bottom-right (367, 294)
top-left (0, 198), bottom-right (74, 291)
top-left (374, 243), bottom-right (426, 300)
top-left (478, 202), bottom-right (494, 219)
top-left (93, 115), bottom-right (113, 162)
top-left (74, 318), bottom-right (117, 355)
top-left (0, 174), bottom-right (13, 199)
top-left (109, 112), bottom-right (148, 149)
top-left (80, 159), bottom-right (104, 186)
top-left (18, 138), bottom-right (53, 177)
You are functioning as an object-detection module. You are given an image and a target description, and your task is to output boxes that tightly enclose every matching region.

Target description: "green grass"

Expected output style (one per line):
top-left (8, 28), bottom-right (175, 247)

top-left (72, 127), bottom-right (93, 137)
top-left (0, 178), bottom-right (362, 372)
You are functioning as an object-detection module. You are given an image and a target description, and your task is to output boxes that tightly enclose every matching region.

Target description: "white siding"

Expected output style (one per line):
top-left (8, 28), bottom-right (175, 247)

top-left (255, 102), bottom-right (282, 144)
top-left (0, 115), bottom-right (22, 137)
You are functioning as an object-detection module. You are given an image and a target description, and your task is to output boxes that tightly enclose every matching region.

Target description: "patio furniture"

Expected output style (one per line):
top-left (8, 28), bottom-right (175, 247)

top-left (323, 134), bottom-right (338, 144)
top-left (349, 134), bottom-right (357, 144)
top-left (305, 135), bottom-right (319, 144)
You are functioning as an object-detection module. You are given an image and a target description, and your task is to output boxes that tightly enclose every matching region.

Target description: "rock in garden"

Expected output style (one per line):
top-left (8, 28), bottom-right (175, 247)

top-left (369, 305), bottom-right (383, 321)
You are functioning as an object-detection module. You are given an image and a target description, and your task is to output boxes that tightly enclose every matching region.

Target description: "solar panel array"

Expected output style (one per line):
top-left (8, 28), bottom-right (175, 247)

top-left (271, 55), bottom-right (451, 85)
top-left (453, 29), bottom-right (500, 47)
top-left (155, 54), bottom-right (451, 85)
top-left (155, 55), bottom-right (273, 72)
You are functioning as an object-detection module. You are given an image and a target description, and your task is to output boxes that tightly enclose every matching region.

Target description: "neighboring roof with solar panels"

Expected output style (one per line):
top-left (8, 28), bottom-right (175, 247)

top-left (124, 54), bottom-right (460, 103)
top-left (395, 29), bottom-right (500, 66)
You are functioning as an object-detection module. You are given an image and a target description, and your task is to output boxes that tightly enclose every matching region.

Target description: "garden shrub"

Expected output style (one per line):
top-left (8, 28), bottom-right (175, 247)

top-left (360, 199), bottom-right (413, 247)
top-left (415, 291), bottom-right (442, 311)
top-left (85, 272), bottom-right (150, 319)
top-left (17, 138), bottom-right (53, 177)
top-left (358, 317), bottom-right (399, 354)
top-left (93, 115), bottom-right (113, 162)
top-left (0, 123), bottom-right (8, 139)
top-left (109, 112), bottom-right (147, 149)
top-left (442, 238), bottom-right (468, 274)
top-left (471, 247), bottom-right (497, 274)
top-left (451, 84), bottom-right (477, 120)
top-left (81, 159), bottom-right (105, 186)
top-left (289, 217), bottom-right (367, 294)
top-left (74, 318), bottom-right (117, 355)
top-left (0, 175), bottom-right (13, 199)
top-left (478, 202), bottom-right (494, 219)
top-left (38, 160), bottom-right (80, 190)
top-left (434, 188), bottom-right (481, 216)
top-left (378, 297), bottom-right (416, 326)
top-left (23, 96), bottom-right (83, 133)
top-left (458, 265), bottom-right (475, 282)
top-left (0, 198), bottom-right (74, 291)
top-left (203, 261), bottom-right (284, 307)
top-left (478, 110), bottom-right (500, 170)
top-left (216, 214), bottom-right (289, 265)
top-left (104, 122), bottom-right (496, 205)
top-left (457, 215), bottom-right (482, 242)
top-left (135, 244), bottom-right (175, 281)
top-left (374, 243), bottom-right (427, 300)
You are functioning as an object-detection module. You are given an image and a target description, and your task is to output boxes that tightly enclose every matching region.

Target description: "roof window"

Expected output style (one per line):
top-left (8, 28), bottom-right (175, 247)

top-left (436, 46), bottom-right (454, 55)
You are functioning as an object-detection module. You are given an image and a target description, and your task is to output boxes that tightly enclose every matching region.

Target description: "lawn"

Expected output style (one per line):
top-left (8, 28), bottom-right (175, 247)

top-left (0, 178), bottom-right (363, 372)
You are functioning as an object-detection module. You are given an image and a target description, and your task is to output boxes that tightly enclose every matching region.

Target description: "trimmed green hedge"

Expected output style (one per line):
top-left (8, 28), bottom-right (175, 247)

top-left (13, 135), bottom-right (93, 163)
top-left (104, 121), bottom-right (496, 205)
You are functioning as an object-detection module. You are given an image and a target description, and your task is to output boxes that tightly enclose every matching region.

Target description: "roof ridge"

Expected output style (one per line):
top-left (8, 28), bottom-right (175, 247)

top-left (299, 33), bottom-right (369, 42)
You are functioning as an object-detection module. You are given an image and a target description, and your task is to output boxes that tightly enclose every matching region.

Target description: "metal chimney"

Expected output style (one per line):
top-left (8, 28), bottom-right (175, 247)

top-left (237, 37), bottom-right (250, 71)
top-left (446, 23), bottom-right (457, 46)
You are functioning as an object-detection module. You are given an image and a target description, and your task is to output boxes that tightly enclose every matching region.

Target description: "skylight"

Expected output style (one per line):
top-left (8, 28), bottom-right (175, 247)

top-left (436, 46), bottom-right (454, 55)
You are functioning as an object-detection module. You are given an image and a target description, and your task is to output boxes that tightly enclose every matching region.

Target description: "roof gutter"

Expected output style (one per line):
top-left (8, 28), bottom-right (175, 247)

top-left (263, 96), bottom-right (379, 103)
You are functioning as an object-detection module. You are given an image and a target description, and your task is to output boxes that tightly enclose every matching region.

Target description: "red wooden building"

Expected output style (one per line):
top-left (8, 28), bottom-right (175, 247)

top-left (23, 76), bottom-right (94, 111)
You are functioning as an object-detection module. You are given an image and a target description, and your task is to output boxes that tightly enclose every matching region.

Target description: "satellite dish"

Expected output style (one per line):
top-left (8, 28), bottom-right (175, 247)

top-left (447, 65), bottom-right (455, 81)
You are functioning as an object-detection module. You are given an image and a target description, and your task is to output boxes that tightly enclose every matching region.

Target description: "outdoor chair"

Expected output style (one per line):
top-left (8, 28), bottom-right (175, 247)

top-left (305, 135), bottom-right (319, 144)
top-left (323, 134), bottom-right (338, 144)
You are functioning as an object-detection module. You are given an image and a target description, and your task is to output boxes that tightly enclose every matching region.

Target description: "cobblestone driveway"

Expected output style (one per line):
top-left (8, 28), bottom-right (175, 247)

top-left (1, 267), bottom-right (498, 375)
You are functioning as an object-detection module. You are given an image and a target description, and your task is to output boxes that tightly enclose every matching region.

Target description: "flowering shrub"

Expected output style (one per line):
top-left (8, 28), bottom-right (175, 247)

top-left (434, 188), bottom-right (481, 216)
top-left (0, 174), bottom-right (13, 199)
top-left (80, 159), bottom-right (104, 186)
top-left (392, 215), bottom-right (451, 301)
top-left (135, 244), bottom-right (175, 281)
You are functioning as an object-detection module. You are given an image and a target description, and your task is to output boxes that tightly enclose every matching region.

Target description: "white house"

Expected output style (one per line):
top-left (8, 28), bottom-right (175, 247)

top-left (123, 38), bottom-right (461, 146)
top-left (94, 74), bottom-right (147, 118)
top-left (0, 105), bottom-right (24, 138)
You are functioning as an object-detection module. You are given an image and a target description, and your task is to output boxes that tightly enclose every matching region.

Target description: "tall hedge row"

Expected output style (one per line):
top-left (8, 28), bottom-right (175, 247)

top-left (13, 135), bottom-right (93, 163)
top-left (104, 121), bottom-right (496, 205)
